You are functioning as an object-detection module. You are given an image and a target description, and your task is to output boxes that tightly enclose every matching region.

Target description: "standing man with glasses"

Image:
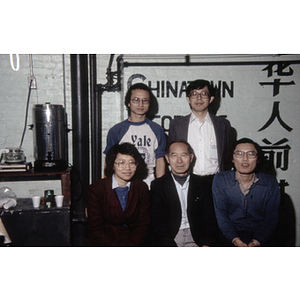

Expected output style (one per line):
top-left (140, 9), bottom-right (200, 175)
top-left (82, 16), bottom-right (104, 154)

top-left (168, 79), bottom-right (236, 176)
top-left (104, 83), bottom-right (166, 187)
top-left (212, 138), bottom-right (281, 247)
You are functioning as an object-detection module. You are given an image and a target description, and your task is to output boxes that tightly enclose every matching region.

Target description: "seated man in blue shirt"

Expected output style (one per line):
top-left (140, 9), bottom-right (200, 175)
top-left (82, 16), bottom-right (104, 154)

top-left (212, 138), bottom-right (280, 247)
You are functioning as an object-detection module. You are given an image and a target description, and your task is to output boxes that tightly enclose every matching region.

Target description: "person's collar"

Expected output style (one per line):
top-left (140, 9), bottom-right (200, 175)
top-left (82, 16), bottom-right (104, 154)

top-left (171, 171), bottom-right (190, 187)
top-left (112, 174), bottom-right (131, 189)
top-left (204, 112), bottom-right (212, 124)
top-left (189, 111), bottom-right (211, 124)
top-left (127, 116), bottom-right (147, 124)
top-left (235, 172), bottom-right (259, 186)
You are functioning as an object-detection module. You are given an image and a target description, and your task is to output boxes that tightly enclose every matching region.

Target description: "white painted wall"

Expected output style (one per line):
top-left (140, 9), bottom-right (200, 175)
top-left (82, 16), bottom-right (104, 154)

top-left (0, 54), bottom-right (72, 197)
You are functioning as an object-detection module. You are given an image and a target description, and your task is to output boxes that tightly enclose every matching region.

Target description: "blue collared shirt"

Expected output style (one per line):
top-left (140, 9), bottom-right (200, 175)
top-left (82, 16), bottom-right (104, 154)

top-left (212, 170), bottom-right (280, 245)
top-left (112, 175), bottom-right (131, 211)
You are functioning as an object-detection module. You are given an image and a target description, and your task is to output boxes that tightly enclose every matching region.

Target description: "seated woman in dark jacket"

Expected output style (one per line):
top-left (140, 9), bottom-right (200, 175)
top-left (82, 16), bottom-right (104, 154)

top-left (86, 143), bottom-right (150, 246)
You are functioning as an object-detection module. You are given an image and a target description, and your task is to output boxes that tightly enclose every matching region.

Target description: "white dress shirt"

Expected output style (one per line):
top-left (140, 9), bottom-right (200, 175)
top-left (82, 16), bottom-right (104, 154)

top-left (171, 173), bottom-right (190, 230)
top-left (187, 112), bottom-right (219, 175)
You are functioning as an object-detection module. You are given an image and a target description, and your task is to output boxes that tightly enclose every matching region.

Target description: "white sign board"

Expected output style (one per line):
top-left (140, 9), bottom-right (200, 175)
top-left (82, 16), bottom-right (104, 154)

top-left (119, 55), bottom-right (300, 245)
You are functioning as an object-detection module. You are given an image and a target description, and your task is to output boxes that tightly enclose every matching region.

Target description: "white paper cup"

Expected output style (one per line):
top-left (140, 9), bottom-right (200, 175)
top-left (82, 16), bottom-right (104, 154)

top-left (55, 195), bottom-right (64, 207)
top-left (32, 196), bottom-right (41, 208)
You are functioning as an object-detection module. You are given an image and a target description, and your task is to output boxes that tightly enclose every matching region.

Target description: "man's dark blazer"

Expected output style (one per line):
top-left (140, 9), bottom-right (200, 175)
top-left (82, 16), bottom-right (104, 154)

top-left (168, 113), bottom-right (236, 172)
top-left (147, 172), bottom-right (220, 246)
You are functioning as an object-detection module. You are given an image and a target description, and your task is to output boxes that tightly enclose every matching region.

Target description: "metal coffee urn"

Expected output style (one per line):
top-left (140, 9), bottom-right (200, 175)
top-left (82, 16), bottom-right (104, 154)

top-left (32, 103), bottom-right (68, 171)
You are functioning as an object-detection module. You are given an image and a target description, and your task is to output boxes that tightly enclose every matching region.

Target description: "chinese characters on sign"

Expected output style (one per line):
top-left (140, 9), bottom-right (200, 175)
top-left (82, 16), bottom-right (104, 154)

top-left (259, 63), bottom-right (294, 193)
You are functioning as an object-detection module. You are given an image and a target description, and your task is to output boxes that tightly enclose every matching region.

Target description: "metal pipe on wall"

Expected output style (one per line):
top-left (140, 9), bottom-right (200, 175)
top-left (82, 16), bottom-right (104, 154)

top-left (89, 54), bottom-right (102, 183)
top-left (70, 54), bottom-right (89, 246)
top-left (91, 54), bottom-right (122, 183)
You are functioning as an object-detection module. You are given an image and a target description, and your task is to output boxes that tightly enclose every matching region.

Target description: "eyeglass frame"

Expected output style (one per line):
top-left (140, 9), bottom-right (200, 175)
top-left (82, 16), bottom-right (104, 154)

top-left (233, 151), bottom-right (258, 159)
top-left (189, 90), bottom-right (211, 100)
top-left (130, 97), bottom-right (150, 105)
top-left (114, 160), bottom-right (138, 169)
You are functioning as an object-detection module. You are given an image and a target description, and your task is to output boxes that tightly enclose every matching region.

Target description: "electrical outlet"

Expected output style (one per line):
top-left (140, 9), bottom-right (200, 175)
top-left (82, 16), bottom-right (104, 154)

top-left (28, 75), bottom-right (37, 89)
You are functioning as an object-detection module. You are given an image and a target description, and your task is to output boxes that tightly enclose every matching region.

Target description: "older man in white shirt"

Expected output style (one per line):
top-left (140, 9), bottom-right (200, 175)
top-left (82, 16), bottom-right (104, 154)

top-left (148, 140), bottom-right (220, 247)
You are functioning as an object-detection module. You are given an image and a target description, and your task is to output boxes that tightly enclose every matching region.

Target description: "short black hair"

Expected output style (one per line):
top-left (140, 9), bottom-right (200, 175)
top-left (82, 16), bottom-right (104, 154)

top-left (104, 142), bottom-right (148, 180)
top-left (232, 138), bottom-right (265, 171)
top-left (124, 82), bottom-right (158, 120)
top-left (166, 140), bottom-right (194, 155)
top-left (186, 79), bottom-right (215, 97)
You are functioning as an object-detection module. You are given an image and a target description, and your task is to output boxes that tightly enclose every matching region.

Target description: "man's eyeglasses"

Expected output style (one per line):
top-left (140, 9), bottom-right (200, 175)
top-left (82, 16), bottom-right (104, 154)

top-left (114, 160), bottom-right (137, 169)
top-left (234, 151), bottom-right (258, 159)
top-left (130, 97), bottom-right (150, 105)
top-left (189, 90), bottom-right (210, 100)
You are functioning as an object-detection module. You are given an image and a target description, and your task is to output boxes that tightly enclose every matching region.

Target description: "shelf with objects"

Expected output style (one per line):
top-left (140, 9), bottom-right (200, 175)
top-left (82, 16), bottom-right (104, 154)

top-left (0, 77), bottom-right (73, 245)
top-left (0, 167), bottom-right (72, 206)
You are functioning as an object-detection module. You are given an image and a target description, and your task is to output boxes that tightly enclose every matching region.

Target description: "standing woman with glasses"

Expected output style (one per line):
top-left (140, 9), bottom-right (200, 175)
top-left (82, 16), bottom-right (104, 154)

top-left (86, 143), bottom-right (150, 246)
top-left (212, 138), bottom-right (280, 247)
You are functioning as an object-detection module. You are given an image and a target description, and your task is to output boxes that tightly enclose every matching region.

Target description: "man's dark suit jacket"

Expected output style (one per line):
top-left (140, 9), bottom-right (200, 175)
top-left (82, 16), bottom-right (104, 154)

top-left (148, 172), bottom-right (220, 246)
top-left (168, 113), bottom-right (236, 172)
